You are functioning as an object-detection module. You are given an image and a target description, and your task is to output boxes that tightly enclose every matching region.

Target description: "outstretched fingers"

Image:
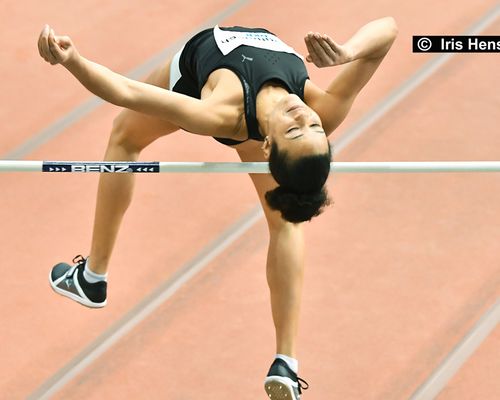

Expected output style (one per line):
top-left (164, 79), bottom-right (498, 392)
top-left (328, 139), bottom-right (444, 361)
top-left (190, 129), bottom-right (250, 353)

top-left (304, 32), bottom-right (350, 68)
top-left (304, 32), bottom-right (321, 65)
top-left (304, 32), bottom-right (334, 67)
top-left (319, 35), bottom-right (340, 58)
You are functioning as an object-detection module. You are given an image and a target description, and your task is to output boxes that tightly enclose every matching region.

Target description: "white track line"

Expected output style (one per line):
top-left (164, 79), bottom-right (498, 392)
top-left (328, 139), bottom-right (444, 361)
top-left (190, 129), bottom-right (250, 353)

top-left (405, 5), bottom-right (500, 399)
top-left (3, 0), bottom-right (251, 160)
top-left (28, 206), bottom-right (263, 400)
top-left (28, 3), bottom-right (500, 399)
top-left (333, 3), bottom-right (500, 154)
top-left (410, 300), bottom-right (500, 400)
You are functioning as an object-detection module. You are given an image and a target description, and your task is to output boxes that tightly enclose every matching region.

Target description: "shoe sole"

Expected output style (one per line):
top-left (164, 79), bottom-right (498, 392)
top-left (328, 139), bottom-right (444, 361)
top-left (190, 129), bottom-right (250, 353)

top-left (49, 270), bottom-right (107, 309)
top-left (264, 377), bottom-right (298, 400)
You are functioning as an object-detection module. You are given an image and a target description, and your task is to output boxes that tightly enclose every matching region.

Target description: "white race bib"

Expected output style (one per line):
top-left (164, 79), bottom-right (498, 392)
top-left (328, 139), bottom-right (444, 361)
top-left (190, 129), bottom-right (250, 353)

top-left (213, 25), bottom-right (303, 59)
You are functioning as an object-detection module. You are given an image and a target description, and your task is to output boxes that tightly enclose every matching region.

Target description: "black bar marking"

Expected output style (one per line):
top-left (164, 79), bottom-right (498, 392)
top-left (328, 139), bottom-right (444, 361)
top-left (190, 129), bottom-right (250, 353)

top-left (42, 162), bottom-right (160, 173)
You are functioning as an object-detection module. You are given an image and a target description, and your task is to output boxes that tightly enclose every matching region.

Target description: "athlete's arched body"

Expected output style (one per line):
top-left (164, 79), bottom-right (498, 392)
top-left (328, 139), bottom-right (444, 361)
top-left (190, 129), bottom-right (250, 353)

top-left (39, 18), bottom-right (397, 399)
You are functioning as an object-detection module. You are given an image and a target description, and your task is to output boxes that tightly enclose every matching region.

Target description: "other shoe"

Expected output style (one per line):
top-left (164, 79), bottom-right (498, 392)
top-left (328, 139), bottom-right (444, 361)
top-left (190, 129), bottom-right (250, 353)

top-left (49, 255), bottom-right (107, 308)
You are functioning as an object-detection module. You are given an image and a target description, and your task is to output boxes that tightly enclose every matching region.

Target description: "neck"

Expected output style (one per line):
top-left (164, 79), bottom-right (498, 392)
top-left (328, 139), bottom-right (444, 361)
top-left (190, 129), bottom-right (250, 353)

top-left (256, 83), bottom-right (289, 137)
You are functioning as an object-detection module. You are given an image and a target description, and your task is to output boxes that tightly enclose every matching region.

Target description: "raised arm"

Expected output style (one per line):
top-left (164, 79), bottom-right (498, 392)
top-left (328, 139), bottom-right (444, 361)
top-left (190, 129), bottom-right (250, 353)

top-left (37, 25), bottom-right (224, 136)
top-left (305, 17), bottom-right (398, 134)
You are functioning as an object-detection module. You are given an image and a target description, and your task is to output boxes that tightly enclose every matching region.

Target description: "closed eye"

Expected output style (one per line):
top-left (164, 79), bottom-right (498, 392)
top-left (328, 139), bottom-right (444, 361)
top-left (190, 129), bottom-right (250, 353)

top-left (310, 123), bottom-right (325, 130)
top-left (285, 124), bottom-right (324, 136)
top-left (310, 123), bottom-right (325, 133)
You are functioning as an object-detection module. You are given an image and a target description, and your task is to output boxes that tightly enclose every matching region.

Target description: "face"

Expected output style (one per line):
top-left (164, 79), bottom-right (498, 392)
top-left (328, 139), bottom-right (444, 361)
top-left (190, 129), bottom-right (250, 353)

top-left (262, 94), bottom-right (329, 160)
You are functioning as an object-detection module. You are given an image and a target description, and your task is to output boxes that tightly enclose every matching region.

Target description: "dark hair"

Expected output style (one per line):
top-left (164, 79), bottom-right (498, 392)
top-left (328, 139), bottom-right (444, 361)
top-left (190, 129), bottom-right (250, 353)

top-left (265, 141), bottom-right (332, 223)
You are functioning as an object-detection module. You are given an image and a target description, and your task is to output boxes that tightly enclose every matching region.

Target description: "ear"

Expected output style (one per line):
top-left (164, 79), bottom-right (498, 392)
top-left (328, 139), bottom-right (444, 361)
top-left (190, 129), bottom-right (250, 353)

top-left (261, 136), bottom-right (271, 159)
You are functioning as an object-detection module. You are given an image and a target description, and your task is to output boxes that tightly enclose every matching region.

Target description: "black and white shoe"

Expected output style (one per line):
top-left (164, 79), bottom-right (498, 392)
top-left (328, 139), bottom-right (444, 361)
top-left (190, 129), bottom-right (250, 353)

top-left (49, 255), bottom-right (107, 308)
top-left (264, 358), bottom-right (309, 400)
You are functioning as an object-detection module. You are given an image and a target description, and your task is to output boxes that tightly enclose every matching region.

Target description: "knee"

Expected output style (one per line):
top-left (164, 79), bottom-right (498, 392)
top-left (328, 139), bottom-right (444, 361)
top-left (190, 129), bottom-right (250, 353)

top-left (107, 112), bottom-right (144, 154)
top-left (265, 210), bottom-right (303, 237)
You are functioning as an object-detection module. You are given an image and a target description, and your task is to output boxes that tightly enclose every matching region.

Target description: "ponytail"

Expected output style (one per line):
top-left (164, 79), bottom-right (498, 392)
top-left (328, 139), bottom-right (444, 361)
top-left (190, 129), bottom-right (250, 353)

top-left (265, 141), bottom-right (332, 223)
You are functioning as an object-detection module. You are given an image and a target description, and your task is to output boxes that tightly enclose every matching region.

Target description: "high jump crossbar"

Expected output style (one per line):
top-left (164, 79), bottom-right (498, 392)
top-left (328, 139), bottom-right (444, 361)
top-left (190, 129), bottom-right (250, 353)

top-left (2, 160), bottom-right (500, 173)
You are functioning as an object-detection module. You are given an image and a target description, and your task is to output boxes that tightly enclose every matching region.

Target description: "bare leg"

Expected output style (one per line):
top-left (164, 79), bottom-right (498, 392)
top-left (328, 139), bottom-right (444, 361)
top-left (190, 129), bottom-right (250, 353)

top-left (267, 223), bottom-right (304, 357)
top-left (238, 149), bottom-right (305, 358)
top-left (88, 63), bottom-right (178, 274)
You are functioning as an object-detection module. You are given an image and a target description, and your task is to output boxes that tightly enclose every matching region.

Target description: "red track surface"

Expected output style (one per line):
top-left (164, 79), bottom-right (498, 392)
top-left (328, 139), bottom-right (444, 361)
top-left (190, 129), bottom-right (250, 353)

top-left (0, 1), bottom-right (498, 399)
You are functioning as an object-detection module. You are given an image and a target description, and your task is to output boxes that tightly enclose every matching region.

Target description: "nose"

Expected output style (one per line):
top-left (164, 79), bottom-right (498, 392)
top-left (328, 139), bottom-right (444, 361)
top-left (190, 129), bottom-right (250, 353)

top-left (293, 108), bottom-right (314, 124)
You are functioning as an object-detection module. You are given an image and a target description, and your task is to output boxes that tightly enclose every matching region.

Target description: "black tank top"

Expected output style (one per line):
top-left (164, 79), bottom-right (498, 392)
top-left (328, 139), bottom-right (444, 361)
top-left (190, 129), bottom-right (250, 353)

top-left (172, 26), bottom-right (309, 146)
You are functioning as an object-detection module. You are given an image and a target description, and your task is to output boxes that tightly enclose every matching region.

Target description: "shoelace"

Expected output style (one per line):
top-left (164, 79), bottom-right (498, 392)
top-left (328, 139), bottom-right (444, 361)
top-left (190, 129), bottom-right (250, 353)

top-left (66, 255), bottom-right (86, 279)
top-left (72, 255), bottom-right (86, 265)
top-left (297, 377), bottom-right (309, 394)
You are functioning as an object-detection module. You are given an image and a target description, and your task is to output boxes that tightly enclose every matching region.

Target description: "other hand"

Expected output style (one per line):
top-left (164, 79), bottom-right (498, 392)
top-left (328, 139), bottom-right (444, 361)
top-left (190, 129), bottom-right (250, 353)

top-left (38, 25), bottom-right (78, 66)
top-left (304, 32), bottom-right (353, 68)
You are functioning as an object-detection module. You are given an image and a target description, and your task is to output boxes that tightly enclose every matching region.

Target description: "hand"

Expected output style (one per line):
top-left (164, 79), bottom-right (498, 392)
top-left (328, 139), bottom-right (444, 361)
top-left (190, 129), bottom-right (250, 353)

top-left (304, 32), bottom-right (353, 68)
top-left (38, 25), bottom-right (78, 66)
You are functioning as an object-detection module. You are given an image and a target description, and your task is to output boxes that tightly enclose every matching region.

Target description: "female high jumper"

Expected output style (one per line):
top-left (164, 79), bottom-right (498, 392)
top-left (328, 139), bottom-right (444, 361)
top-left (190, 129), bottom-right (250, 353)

top-left (39, 17), bottom-right (397, 399)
